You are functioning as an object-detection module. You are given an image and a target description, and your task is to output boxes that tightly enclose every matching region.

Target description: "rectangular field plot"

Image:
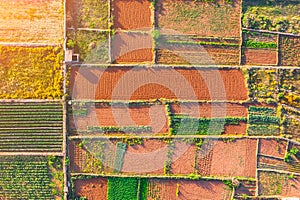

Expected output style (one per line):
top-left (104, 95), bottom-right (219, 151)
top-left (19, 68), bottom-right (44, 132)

top-left (259, 139), bottom-right (287, 159)
top-left (148, 179), bottom-right (232, 200)
top-left (113, 0), bottom-right (152, 30)
top-left (111, 32), bottom-right (153, 63)
top-left (69, 101), bottom-right (169, 135)
top-left (70, 67), bottom-right (248, 101)
top-left (0, 0), bottom-right (63, 43)
top-left (66, 0), bottom-right (109, 29)
top-left (0, 46), bottom-right (63, 99)
top-left (0, 156), bottom-right (63, 199)
top-left (73, 177), bottom-right (108, 200)
top-left (279, 35), bottom-right (300, 66)
top-left (0, 101), bottom-right (63, 153)
top-left (67, 30), bottom-right (110, 64)
top-left (156, 0), bottom-right (242, 38)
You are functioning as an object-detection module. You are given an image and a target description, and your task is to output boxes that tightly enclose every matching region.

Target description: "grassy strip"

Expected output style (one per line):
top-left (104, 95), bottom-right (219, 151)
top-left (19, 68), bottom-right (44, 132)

top-left (247, 124), bottom-right (280, 136)
top-left (87, 126), bottom-right (152, 134)
top-left (244, 40), bottom-right (277, 49)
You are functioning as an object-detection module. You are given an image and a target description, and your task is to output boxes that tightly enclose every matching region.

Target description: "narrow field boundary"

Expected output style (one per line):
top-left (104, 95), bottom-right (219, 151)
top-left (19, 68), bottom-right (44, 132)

top-left (0, 152), bottom-right (64, 156)
top-left (0, 42), bottom-right (61, 47)
top-left (242, 28), bottom-right (300, 37)
top-left (258, 168), bottom-right (300, 176)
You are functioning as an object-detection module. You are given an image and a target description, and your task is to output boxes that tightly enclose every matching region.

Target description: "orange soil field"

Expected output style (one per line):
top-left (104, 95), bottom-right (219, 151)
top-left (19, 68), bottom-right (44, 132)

top-left (243, 48), bottom-right (277, 65)
top-left (69, 103), bottom-right (169, 134)
top-left (0, 0), bottom-right (63, 43)
top-left (113, 0), bottom-right (152, 30)
top-left (111, 32), bottom-right (153, 63)
top-left (259, 139), bottom-right (287, 159)
top-left (74, 177), bottom-right (108, 200)
top-left (147, 179), bottom-right (232, 200)
top-left (224, 122), bottom-right (247, 135)
top-left (69, 140), bottom-right (89, 173)
top-left (156, 0), bottom-right (242, 38)
top-left (122, 139), bottom-right (167, 175)
top-left (171, 142), bottom-right (197, 175)
top-left (70, 67), bottom-right (248, 101)
top-left (210, 139), bottom-right (257, 178)
top-left (157, 45), bottom-right (240, 65)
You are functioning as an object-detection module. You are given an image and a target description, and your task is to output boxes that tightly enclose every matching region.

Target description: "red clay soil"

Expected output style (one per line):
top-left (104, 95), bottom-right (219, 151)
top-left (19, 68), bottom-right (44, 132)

top-left (69, 140), bottom-right (88, 173)
top-left (147, 179), bottom-right (232, 200)
top-left (70, 104), bottom-right (169, 134)
top-left (156, 0), bottom-right (241, 38)
top-left (210, 139), bottom-right (257, 178)
top-left (113, 0), bottom-right (152, 30)
top-left (223, 122), bottom-right (247, 135)
top-left (243, 48), bottom-right (277, 65)
top-left (74, 178), bottom-right (108, 200)
top-left (170, 102), bottom-right (248, 118)
top-left (71, 67), bottom-right (249, 101)
top-left (112, 32), bottom-right (153, 63)
top-left (259, 139), bottom-right (287, 159)
top-left (122, 139), bottom-right (167, 175)
top-left (171, 142), bottom-right (197, 175)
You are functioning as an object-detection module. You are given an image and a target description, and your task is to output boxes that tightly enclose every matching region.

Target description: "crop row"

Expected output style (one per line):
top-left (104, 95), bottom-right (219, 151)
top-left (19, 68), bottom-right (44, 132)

top-left (248, 106), bottom-right (276, 115)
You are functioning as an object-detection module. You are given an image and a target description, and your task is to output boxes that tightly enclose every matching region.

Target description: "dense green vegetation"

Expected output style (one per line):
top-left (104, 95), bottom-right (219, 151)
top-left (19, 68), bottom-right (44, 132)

top-left (0, 102), bottom-right (63, 152)
top-left (107, 177), bottom-right (138, 200)
top-left (244, 40), bottom-right (277, 49)
top-left (0, 46), bottom-right (63, 99)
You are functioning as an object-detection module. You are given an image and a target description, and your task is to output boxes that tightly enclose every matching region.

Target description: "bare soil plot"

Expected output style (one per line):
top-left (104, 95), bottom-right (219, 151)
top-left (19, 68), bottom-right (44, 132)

top-left (112, 32), bottom-right (153, 63)
top-left (210, 139), bottom-right (257, 178)
top-left (259, 139), bottom-right (287, 159)
top-left (171, 142), bottom-right (197, 175)
top-left (224, 122), bottom-right (247, 135)
top-left (243, 48), bottom-right (277, 65)
top-left (259, 171), bottom-right (300, 197)
top-left (66, 0), bottom-right (108, 29)
top-left (113, 0), bottom-right (152, 30)
top-left (122, 139), bottom-right (167, 175)
top-left (156, 0), bottom-right (242, 38)
top-left (74, 177), bottom-right (108, 200)
top-left (147, 179), bottom-right (232, 200)
top-left (0, 0), bottom-right (63, 43)
top-left (70, 103), bottom-right (169, 134)
top-left (70, 67), bottom-right (249, 101)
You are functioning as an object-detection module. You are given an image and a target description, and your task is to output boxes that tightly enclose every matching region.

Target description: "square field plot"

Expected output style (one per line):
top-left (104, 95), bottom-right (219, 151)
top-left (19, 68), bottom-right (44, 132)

top-left (67, 30), bottom-right (110, 63)
top-left (156, 0), bottom-right (242, 38)
top-left (67, 0), bottom-right (109, 29)
top-left (111, 32), bottom-right (153, 63)
top-left (113, 0), bottom-right (152, 30)
top-left (0, 0), bottom-right (63, 43)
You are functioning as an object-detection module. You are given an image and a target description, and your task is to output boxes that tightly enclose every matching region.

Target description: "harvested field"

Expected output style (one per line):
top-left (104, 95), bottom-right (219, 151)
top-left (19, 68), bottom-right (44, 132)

top-left (170, 102), bottom-right (248, 118)
top-left (66, 0), bottom-right (108, 29)
top-left (70, 67), bottom-right (248, 101)
top-left (74, 177), bottom-right (108, 200)
top-left (69, 103), bottom-right (169, 134)
top-left (197, 141), bottom-right (214, 176)
top-left (156, 0), bottom-right (242, 38)
top-left (0, 0), bottom-right (63, 43)
top-left (122, 139), bottom-right (167, 175)
top-left (113, 0), bottom-right (152, 30)
top-left (147, 179), bottom-right (232, 200)
top-left (210, 139), bottom-right (257, 178)
top-left (279, 35), bottom-right (300, 66)
top-left (242, 48), bottom-right (277, 65)
top-left (112, 32), bottom-right (153, 63)
top-left (171, 142), bottom-right (197, 175)
top-left (259, 139), bottom-right (287, 159)
top-left (234, 180), bottom-right (256, 198)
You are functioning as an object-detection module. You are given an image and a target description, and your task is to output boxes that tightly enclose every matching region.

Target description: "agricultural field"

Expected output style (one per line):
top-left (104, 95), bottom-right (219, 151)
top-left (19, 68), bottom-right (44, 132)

top-left (279, 35), bottom-right (300, 66)
top-left (0, 101), bottom-right (63, 152)
top-left (0, 0), bottom-right (64, 43)
top-left (0, 156), bottom-right (63, 199)
top-left (0, 46), bottom-right (63, 99)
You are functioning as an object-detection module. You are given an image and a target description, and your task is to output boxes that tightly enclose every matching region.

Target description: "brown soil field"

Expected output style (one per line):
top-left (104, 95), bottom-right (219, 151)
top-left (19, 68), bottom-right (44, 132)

top-left (113, 0), bottom-right (152, 30)
top-left (170, 102), bottom-right (248, 118)
top-left (112, 32), bottom-right (153, 63)
top-left (223, 122), bottom-right (247, 135)
top-left (74, 177), bottom-right (108, 200)
top-left (157, 45), bottom-right (240, 65)
top-left (259, 139), bottom-right (287, 159)
top-left (147, 179), bottom-right (232, 200)
top-left (0, 0), bottom-right (63, 43)
top-left (243, 48), bottom-right (277, 65)
top-left (281, 175), bottom-right (300, 197)
top-left (234, 180), bottom-right (256, 198)
top-left (156, 0), bottom-right (242, 38)
top-left (171, 142), bottom-right (197, 175)
top-left (70, 67), bottom-right (249, 101)
top-left (70, 103), bottom-right (169, 134)
top-left (210, 139), bottom-right (257, 178)
top-left (122, 139), bottom-right (167, 175)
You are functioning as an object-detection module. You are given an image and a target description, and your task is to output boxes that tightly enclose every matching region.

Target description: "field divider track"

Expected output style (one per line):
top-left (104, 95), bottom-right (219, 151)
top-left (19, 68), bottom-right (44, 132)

top-left (68, 63), bottom-right (300, 69)
top-left (255, 138), bottom-right (259, 197)
top-left (0, 42), bottom-right (61, 47)
top-left (70, 173), bottom-right (255, 182)
top-left (257, 168), bottom-right (300, 176)
top-left (242, 28), bottom-right (300, 37)
top-left (0, 152), bottom-right (63, 156)
top-left (258, 153), bottom-right (284, 161)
